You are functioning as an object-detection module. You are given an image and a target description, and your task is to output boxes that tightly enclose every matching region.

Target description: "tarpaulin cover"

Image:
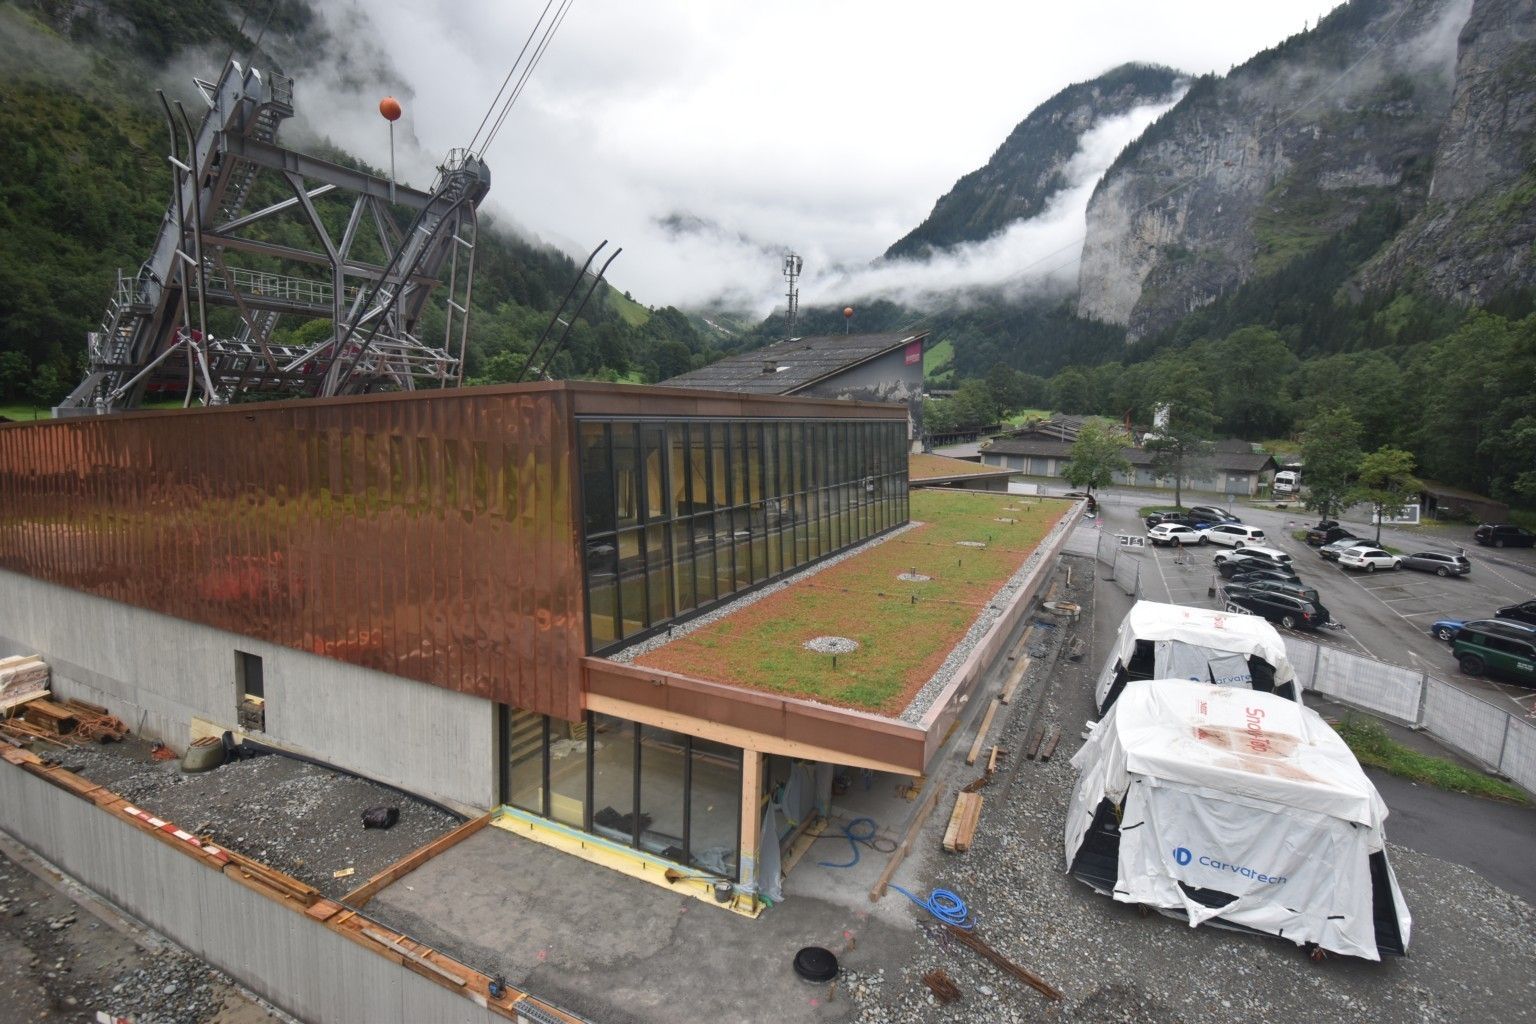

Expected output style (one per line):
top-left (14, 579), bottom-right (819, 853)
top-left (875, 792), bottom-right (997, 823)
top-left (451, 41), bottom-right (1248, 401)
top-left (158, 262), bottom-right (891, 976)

top-left (1065, 679), bottom-right (1411, 959)
top-left (1094, 601), bottom-right (1298, 710)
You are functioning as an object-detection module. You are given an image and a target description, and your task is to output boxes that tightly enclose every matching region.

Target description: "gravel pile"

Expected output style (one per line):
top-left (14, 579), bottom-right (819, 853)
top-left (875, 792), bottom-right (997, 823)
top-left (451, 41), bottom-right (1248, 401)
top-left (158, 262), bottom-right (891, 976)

top-left (847, 558), bottom-right (1536, 1024)
top-left (63, 744), bottom-right (462, 900)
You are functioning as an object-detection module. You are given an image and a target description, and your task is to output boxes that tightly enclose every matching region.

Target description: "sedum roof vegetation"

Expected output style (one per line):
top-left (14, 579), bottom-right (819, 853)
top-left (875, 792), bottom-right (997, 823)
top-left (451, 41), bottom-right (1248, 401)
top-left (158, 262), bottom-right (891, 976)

top-left (634, 489), bottom-right (1065, 715)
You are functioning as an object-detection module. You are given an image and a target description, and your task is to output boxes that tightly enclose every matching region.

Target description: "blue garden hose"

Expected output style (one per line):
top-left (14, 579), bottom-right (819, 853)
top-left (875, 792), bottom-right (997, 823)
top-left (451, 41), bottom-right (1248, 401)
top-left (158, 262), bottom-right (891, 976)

top-left (889, 884), bottom-right (974, 930)
top-left (817, 816), bottom-right (887, 869)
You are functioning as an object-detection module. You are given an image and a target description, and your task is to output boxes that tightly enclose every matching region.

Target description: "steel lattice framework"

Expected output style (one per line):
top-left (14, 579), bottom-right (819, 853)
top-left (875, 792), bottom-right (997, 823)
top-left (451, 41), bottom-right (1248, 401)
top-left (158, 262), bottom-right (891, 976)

top-left (58, 60), bottom-right (490, 415)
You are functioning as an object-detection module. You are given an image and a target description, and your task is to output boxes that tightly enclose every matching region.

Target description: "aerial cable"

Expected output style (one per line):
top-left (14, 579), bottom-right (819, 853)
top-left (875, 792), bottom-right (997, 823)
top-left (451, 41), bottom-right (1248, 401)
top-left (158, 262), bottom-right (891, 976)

top-left (478, 0), bottom-right (576, 158)
top-left (465, 0), bottom-right (557, 155)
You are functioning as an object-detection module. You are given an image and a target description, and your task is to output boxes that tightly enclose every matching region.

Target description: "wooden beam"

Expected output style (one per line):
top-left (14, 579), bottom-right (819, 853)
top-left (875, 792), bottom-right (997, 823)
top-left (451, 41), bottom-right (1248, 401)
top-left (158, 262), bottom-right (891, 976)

top-left (738, 751), bottom-right (764, 896)
top-left (1001, 657), bottom-right (1031, 705)
top-left (1025, 727), bottom-right (1045, 760)
top-left (869, 782), bottom-right (942, 902)
top-left (1039, 726), bottom-right (1062, 762)
top-left (343, 812), bottom-right (493, 909)
top-left (965, 700), bottom-right (1001, 766)
top-left (942, 792), bottom-right (983, 853)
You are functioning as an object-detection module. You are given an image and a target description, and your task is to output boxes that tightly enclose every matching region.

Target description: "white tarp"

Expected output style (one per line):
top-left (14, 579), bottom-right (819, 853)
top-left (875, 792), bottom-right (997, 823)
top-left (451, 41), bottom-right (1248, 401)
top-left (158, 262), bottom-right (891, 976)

top-left (1095, 601), bottom-right (1298, 711)
top-left (1065, 679), bottom-right (1410, 959)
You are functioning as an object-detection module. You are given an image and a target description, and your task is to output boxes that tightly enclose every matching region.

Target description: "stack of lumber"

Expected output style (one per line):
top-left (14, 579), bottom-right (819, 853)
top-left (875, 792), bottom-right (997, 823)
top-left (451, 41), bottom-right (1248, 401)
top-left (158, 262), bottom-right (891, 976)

top-left (942, 790), bottom-right (983, 853)
top-left (0, 694), bottom-right (127, 748)
top-left (0, 656), bottom-right (49, 710)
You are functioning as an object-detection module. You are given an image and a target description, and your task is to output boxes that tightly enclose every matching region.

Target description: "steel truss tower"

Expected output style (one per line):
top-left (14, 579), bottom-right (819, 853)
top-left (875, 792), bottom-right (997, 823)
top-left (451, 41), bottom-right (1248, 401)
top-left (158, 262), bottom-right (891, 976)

top-left (58, 60), bottom-right (491, 415)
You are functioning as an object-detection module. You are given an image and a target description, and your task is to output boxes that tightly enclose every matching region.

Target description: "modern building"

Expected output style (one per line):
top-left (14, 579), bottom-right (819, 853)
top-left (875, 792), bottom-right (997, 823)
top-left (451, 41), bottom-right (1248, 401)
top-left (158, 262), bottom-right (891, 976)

top-left (662, 331), bottom-right (928, 446)
top-left (0, 381), bottom-right (1073, 912)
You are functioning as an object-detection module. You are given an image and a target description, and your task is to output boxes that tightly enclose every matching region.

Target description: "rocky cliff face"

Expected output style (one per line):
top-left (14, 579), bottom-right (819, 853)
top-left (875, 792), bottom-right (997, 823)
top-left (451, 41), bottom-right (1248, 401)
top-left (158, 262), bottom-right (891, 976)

top-left (1357, 0), bottom-right (1536, 301)
top-left (1076, 0), bottom-right (1472, 341)
top-left (885, 63), bottom-right (1182, 260)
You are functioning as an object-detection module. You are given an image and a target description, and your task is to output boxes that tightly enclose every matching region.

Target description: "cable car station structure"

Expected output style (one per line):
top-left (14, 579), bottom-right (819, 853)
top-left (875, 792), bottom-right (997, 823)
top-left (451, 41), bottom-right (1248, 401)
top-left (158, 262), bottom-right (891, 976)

top-left (57, 60), bottom-right (489, 415)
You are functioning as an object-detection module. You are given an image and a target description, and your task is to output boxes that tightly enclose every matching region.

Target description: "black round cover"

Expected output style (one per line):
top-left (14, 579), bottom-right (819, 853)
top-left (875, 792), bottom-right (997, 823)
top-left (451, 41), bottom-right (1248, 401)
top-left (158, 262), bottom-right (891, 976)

top-left (793, 946), bottom-right (838, 983)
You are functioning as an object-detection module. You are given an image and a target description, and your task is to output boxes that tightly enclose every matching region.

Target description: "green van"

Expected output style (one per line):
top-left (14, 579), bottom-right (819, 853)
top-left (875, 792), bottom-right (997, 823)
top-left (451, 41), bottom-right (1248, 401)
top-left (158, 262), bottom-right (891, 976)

top-left (1452, 620), bottom-right (1536, 686)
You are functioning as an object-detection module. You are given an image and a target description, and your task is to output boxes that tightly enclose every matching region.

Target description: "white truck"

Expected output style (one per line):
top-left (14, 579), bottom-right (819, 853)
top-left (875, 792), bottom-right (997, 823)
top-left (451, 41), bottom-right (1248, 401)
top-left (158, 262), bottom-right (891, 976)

top-left (1272, 469), bottom-right (1300, 497)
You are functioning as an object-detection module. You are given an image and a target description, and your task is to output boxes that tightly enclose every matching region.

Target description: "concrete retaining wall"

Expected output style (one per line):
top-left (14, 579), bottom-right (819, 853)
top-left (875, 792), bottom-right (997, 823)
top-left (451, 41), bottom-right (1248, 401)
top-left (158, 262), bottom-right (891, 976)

top-left (0, 569), bottom-right (495, 811)
top-left (0, 758), bottom-right (564, 1024)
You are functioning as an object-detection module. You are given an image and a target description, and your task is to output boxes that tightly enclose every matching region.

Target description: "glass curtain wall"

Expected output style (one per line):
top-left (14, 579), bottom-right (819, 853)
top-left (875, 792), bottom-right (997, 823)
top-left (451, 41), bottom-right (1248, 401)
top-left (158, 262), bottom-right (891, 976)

top-left (579, 418), bottom-right (908, 652)
top-left (504, 709), bottom-right (743, 881)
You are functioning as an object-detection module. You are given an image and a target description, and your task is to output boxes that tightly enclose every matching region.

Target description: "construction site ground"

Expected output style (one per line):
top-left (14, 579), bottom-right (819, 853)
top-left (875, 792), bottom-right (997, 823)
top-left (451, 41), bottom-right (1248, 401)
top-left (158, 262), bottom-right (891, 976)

top-left (6, 550), bottom-right (1534, 1023)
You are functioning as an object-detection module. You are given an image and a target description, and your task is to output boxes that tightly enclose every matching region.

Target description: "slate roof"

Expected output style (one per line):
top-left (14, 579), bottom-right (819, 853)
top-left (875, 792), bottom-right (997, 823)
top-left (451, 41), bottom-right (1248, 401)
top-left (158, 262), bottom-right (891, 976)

top-left (661, 332), bottom-right (924, 395)
top-left (981, 438), bottom-right (1076, 458)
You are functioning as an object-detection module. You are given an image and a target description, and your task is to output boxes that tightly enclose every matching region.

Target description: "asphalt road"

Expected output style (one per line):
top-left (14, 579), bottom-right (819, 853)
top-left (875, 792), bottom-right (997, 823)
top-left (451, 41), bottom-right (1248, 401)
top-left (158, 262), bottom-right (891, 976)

top-left (1078, 485), bottom-right (1536, 720)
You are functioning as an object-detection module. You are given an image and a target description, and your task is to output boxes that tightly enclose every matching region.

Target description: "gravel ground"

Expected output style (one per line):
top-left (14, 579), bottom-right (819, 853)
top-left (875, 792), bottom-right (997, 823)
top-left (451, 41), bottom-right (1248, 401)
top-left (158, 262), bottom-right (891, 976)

top-left (0, 845), bottom-right (284, 1024)
top-left (843, 557), bottom-right (1536, 1024)
top-left (60, 741), bottom-right (463, 900)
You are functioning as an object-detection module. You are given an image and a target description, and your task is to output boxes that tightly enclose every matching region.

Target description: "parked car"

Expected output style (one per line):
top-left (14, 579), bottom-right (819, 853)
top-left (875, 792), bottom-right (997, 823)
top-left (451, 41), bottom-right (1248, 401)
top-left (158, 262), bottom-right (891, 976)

top-left (1188, 505), bottom-right (1240, 524)
top-left (1497, 600), bottom-right (1536, 627)
top-left (1473, 523), bottom-right (1536, 548)
top-left (1147, 523), bottom-right (1202, 546)
top-left (1337, 546), bottom-right (1401, 573)
top-left (1429, 617), bottom-right (1468, 642)
top-left (1319, 537), bottom-right (1360, 562)
top-left (1144, 510), bottom-right (1195, 528)
top-left (1306, 525), bottom-right (1357, 547)
top-left (1199, 523), bottom-right (1266, 547)
top-left (1217, 556), bottom-right (1300, 581)
top-left (1452, 619), bottom-right (1536, 686)
top-left (1228, 568), bottom-right (1306, 588)
top-left (1231, 577), bottom-right (1323, 606)
top-left (1212, 544), bottom-right (1293, 568)
top-left (1224, 586), bottom-right (1330, 631)
top-left (1398, 551), bottom-right (1471, 577)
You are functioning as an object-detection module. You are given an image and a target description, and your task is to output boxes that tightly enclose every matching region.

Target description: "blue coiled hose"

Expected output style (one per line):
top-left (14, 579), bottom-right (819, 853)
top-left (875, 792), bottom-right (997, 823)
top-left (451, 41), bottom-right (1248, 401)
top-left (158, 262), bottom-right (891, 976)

top-left (889, 884), bottom-right (973, 930)
top-left (816, 816), bottom-right (887, 869)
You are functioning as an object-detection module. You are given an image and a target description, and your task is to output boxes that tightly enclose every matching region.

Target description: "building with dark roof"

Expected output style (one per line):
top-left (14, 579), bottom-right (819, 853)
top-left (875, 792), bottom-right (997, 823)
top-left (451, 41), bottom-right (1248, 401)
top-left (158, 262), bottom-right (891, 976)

top-left (662, 332), bottom-right (927, 445)
top-left (980, 432), bottom-right (1279, 496)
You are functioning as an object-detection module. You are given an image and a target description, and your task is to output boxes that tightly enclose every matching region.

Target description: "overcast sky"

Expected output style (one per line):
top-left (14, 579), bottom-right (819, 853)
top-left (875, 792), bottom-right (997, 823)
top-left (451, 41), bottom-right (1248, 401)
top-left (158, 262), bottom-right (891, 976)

top-left (296, 1), bottom-right (1347, 314)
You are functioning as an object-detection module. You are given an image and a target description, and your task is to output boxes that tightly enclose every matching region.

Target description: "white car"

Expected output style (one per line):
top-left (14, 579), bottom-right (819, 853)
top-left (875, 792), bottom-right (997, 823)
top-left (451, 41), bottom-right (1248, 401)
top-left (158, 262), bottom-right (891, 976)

top-left (1199, 523), bottom-right (1266, 548)
top-left (1147, 523), bottom-right (1201, 546)
top-left (1212, 544), bottom-right (1293, 567)
top-left (1337, 546), bottom-right (1401, 572)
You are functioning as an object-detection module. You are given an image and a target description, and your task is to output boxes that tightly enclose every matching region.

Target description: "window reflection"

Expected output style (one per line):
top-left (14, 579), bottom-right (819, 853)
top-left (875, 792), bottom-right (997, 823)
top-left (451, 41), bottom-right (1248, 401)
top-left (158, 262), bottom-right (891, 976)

top-left (579, 417), bottom-right (907, 652)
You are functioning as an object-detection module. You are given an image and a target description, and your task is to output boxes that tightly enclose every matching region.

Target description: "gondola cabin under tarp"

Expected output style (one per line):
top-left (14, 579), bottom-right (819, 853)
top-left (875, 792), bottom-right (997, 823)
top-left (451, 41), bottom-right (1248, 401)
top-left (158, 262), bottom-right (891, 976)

top-left (1065, 679), bottom-right (1411, 960)
top-left (1094, 601), bottom-right (1298, 716)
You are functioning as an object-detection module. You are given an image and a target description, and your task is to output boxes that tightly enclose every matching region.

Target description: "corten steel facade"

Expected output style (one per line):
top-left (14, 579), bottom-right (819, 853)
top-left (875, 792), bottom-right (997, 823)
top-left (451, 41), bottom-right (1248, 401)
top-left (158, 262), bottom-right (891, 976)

top-left (0, 382), bottom-right (908, 723)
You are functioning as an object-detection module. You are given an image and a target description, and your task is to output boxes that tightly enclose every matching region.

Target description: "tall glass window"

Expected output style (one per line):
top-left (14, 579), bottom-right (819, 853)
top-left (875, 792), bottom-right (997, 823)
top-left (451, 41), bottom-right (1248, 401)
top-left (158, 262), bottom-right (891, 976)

top-left (578, 417), bottom-right (907, 653)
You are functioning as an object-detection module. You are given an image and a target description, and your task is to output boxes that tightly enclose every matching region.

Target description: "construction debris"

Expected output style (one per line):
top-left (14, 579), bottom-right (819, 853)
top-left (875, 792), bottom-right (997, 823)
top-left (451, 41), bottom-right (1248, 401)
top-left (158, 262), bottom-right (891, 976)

top-left (942, 791), bottom-right (983, 854)
top-left (0, 693), bottom-right (128, 752)
top-left (1039, 725), bottom-right (1063, 762)
top-left (0, 655), bottom-right (49, 710)
top-left (921, 967), bottom-right (962, 1004)
top-left (943, 924), bottom-right (1062, 1001)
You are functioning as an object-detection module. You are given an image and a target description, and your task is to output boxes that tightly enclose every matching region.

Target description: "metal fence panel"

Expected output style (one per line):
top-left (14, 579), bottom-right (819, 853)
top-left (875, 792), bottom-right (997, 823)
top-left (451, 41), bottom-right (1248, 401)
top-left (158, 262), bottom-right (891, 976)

top-left (1422, 677), bottom-right (1512, 770)
top-left (1498, 718), bottom-right (1536, 796)
top-left (1282, 637), bottom-right (1318, 691)
top-left (1310, 644), bottom-right (1423, 723)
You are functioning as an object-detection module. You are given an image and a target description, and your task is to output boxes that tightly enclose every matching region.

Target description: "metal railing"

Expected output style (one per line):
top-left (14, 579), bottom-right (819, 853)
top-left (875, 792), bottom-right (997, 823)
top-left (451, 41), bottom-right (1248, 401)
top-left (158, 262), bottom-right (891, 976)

top-left (1283, 635), bottom-right (1536, 797)
top-left (1095, 531), bottom-right (1144, 600)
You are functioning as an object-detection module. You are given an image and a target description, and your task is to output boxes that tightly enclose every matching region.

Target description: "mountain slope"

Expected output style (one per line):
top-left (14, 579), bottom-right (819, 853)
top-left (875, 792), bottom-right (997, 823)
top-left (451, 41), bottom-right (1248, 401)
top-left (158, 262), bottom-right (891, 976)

top-left (1076, 0), bottom-right (1470, 341)
top-left (884, 63), bottom-right (1183, 260)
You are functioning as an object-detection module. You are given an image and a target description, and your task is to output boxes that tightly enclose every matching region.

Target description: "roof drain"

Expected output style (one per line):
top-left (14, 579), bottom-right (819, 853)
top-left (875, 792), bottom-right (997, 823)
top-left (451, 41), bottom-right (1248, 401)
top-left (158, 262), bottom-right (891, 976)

top-left (793, 946), bottom-right (839, 983)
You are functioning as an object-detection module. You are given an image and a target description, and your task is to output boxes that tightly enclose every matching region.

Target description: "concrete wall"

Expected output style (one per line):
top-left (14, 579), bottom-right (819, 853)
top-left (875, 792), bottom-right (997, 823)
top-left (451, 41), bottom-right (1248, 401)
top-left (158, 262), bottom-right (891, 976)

top-left (0, 569), bottom-right (495, 812)
top-left (0, 761), bottom-right (557, 1024)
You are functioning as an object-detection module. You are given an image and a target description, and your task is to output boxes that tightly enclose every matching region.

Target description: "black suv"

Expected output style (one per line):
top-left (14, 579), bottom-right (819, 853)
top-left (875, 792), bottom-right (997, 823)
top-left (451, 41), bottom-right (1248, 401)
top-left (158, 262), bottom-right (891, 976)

top-left (1223, 587), bottom-right (1330, 631)
top-left (1216, 555), bottom-right (1300, 580)
top-left (1474, 523), bottom-right (1535, 548)
top-left (1145, 511), bottom-right (1199, 529)
top-left (1498, 600), bottom-right (1536, 627)
top-left (1306, 524), bottom-right (1357, 547)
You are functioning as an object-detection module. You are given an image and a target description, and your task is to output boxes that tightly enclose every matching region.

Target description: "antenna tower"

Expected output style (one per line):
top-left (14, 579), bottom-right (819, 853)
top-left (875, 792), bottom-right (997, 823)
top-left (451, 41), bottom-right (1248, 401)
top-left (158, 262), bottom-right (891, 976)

top-left (782, 253), bottom-right (802, 338)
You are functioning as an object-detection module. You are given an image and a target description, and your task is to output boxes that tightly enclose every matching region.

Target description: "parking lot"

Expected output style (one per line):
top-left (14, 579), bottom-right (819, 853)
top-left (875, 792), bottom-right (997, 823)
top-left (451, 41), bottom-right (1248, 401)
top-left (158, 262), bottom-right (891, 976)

top-left (1085, 487), bottom-right (1536, 719)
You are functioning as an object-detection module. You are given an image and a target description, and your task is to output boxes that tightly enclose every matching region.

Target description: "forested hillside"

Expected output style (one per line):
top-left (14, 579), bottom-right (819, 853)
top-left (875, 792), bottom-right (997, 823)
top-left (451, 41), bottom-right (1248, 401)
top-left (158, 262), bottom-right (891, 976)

top-left (0, 0), bottom-right (717, 408)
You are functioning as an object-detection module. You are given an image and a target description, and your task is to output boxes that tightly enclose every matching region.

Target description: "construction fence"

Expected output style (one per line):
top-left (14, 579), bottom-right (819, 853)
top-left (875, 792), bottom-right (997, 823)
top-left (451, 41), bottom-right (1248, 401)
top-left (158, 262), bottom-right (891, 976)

top-left (1094, 531), bottom-right (1144, 600)
top-left (1283, 635), bottom-right (1536, 797)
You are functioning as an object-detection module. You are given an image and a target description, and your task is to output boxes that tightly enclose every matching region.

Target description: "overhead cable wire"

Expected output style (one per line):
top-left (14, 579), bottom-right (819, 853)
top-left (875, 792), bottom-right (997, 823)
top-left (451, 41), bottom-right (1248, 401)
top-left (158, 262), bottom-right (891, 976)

top-left (465, 0), bottom-right (557, 156)
top-left (479, 0), bottom-right (577, 158)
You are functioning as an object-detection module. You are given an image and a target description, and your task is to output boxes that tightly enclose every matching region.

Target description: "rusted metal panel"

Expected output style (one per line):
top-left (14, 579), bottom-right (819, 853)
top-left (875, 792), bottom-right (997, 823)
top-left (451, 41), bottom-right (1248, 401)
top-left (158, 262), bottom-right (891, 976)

top-left (0, 385), bottom-right (587, 720)
top-left (583, 658), bottom-right (928, 772)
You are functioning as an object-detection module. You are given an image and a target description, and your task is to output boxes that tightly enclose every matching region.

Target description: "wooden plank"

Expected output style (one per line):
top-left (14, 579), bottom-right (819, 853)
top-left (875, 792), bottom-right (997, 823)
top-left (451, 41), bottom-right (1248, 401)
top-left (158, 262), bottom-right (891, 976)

top-left (987, 746), bottom-right (1001, 774)
top-left (1025, 727), bottom-right (1045, 760)
top-left (1000, 656), bottom-right (1031, 704)
top-left (362, 927), bottom-right (467, 986)
top-left (965, 700), bottom-right (1001, 766)
top-left (1039, 726), bottom-right (1063, 762)
top-left (343, 811), bottom-right (492, 909)
top-left (869, 782), bottom-right (942, 902)
top-left (942, 792), bottom-right (983, 853)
